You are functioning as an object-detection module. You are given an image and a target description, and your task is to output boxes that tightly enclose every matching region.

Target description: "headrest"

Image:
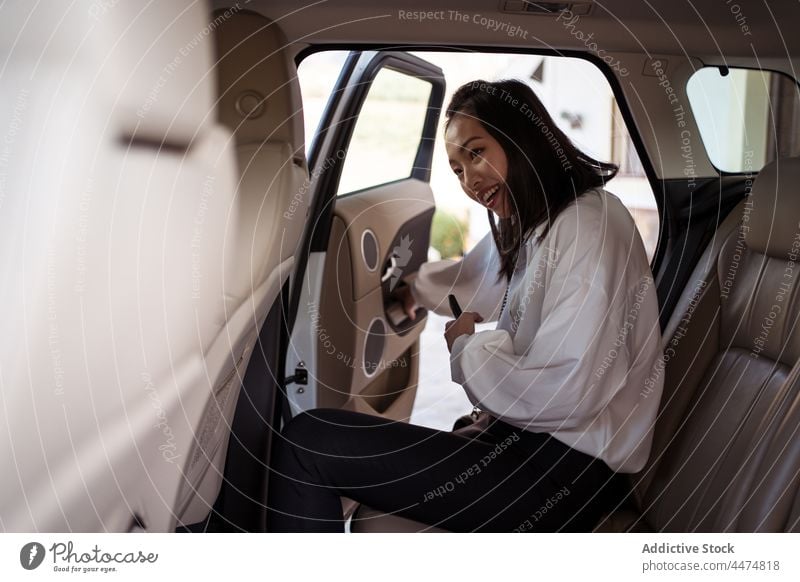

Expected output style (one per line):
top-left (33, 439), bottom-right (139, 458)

top-left (1, 0), bottom-right (216, 147)
top-left (213, 10), bottom-right (305, 151)
top-left (745, 157), bottom-right (800, 260)
top-left (101, 1), bottom-right (216, 146)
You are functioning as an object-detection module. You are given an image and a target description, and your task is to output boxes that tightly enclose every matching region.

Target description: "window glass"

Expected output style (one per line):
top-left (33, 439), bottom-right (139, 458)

top-left (336, 68), bottom-right (432, 195)
top-left (687, 67), bottom-right (800, 173)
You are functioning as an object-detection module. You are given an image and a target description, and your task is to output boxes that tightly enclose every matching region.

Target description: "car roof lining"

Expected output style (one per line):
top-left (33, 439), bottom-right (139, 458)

top-left (223, 0), bottom-right (800, 65)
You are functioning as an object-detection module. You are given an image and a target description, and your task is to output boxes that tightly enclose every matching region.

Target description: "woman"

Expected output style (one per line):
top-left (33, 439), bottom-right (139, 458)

top-left (266, 79), bottom-right (664, 532)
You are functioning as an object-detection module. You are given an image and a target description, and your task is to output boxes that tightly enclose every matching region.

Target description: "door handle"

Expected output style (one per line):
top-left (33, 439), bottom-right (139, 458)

top-left (380, 255), bottom-right (398, 283)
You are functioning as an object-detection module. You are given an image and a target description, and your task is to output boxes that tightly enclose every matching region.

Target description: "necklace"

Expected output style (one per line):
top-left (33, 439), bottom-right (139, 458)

top-left (498, 243), bottom-right (525, 318)
top-left (499, 284), bottom-right (509, 318)
top-left (471, 279), bottom-right (509, 421)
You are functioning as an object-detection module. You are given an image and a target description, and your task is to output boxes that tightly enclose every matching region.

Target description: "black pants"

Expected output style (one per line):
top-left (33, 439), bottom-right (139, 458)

top-left (266, 408), bottom-right (626, 532)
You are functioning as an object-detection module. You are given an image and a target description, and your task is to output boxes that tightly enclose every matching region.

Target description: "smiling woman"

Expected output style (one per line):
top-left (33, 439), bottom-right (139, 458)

top-left (267, 78), bottom-right (663, 533)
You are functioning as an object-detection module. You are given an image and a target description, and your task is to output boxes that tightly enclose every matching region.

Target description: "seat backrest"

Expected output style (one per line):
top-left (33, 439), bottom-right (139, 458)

top-left (634, 157), bottom-right (800, 531)
top-left (0, 0), bottom-right (240, 531)
top-left (172, 10), bottom-right (310, 525)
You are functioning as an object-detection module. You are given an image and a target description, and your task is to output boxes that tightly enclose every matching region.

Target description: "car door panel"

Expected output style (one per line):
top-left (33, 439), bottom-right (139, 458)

top-left (316, 178), bottom-right (435, 418)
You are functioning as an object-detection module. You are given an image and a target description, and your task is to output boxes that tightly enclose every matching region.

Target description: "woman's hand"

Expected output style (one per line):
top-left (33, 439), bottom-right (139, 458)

top-left (391, 284), bottom-right (418, 321)
top-left (445, 312), bottom-right (484, 353)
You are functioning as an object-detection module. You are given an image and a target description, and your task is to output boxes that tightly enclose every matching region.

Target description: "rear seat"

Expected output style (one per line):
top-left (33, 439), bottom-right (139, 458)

top-left (598, 156), bottom-right (800, 532)
top-left (730, 365), bottom-right (800, 532)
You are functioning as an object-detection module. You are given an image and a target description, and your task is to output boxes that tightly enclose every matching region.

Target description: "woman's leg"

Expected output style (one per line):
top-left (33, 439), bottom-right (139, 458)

top-left (266, 408), bottom-right (618, 532)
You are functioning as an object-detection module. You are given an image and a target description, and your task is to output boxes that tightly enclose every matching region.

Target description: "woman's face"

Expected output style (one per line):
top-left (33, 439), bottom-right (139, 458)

top-left (445, 113), bottom-right (512, 219)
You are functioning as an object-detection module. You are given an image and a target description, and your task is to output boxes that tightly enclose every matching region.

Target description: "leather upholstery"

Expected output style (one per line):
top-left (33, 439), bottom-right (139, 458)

top-left (623, 157), bottom-right (800, 532)
top-left (0, 2), bottom-right (310, 532)
top-left (733, 367), bottom-right (800, 532)
top-left (176, 10), bottom-right (310, 525)
top-left (745, 157), bottom-right (800, 260)
top-left (0, 0), bottom-right (238, 531)
top-left (351, 505), bottom-right (447, 533)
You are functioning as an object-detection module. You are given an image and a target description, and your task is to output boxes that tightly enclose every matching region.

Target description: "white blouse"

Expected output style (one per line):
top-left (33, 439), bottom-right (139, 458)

top-left (406, 188), bottom-right (664, 473)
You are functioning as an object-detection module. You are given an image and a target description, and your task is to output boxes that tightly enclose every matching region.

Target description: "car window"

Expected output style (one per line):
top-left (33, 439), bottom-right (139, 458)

top-left (336, 68), bottom-right (432, 195)
top-left (687, 67), bottom-right (800, 173)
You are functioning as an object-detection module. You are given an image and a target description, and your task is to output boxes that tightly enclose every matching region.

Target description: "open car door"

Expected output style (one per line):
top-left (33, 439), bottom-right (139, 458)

top-left (285, 51), bottom-right (445, 426)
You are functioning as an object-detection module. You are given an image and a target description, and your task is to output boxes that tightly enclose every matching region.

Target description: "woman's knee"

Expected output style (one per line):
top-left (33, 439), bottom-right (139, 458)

top-left (271, 410), bottom-right (335, 478)
top-left (280, 408), bottom-right (344, 450)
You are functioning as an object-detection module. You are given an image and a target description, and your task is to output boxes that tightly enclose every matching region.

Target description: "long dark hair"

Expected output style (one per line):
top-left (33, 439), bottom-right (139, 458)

top-left (445, 79), bottom-right (618, 283)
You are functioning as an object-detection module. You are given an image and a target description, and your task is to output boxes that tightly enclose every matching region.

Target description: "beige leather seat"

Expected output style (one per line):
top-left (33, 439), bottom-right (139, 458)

top-left (350, 505), bottom-right (446, 532)
top-left (703, 358), bottom-right (800, 532)
top-left (0, 2), bottom-right (309, 532)
top-left (175, 10), bottom-right (310, 525)
top-left (352, 157), bottom-right (800, 532)
top-left (735, 368), bottom-right (800, 532)
top-left (0, 0), bottom-right (239, 531)
top-left (599, 156), bottom-right (800, 532)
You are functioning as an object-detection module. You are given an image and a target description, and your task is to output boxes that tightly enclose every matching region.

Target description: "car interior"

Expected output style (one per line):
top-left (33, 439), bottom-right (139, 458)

top-left (1, 0), bottom-right (799, 533)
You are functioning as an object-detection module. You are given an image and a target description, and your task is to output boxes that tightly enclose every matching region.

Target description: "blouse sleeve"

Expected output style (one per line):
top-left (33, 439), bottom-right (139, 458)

top-left (403, 230), bottom-right (507, 321)
top-left (449, 215), bottom-right (627, 430)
